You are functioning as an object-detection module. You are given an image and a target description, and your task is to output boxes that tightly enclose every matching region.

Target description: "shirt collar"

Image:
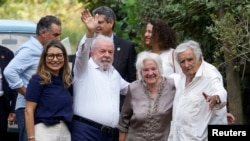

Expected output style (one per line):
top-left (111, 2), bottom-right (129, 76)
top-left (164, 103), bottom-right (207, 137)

top-left (194, 59), bottom-right (204, 79)
top-left (110, 33), bottom-right (114, 41)
top-left (89, 58), bottom-right (114, 72)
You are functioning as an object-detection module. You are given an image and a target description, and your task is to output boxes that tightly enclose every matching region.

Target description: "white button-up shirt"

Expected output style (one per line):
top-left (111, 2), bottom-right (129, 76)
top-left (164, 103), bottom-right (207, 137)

top-left (168, 60), bottom-right (227, 141)
top-left (73, 38), bottom-right (129, 128)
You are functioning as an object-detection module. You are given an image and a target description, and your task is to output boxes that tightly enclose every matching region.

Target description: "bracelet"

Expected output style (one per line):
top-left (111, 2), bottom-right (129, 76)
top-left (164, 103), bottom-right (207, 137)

top-left (28, 136), bottom-right (35, 140)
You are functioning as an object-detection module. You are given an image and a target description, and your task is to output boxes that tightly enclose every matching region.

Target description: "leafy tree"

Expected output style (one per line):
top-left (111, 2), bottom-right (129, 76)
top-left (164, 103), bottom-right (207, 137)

top-left (0, 0), bottom-right (85, 52)
top-left (207, 0), bottom-right (250, 124)
top-left (93, 0), bottom-right (250, 124)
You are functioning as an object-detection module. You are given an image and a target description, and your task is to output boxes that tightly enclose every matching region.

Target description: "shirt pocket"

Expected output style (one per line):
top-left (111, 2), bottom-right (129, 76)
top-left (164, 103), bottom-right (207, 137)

top-left (189, 95), bottom-right (205, 121)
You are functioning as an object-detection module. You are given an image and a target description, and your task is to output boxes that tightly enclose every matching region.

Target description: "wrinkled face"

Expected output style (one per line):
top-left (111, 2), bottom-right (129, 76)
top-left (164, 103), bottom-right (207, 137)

top-left (45, 46), bottom-right (64, 76)
top-left (91, 40), bottom-right (114, 70)
top-left (141, 59), bottom-right (160, 85)
top-left (144, 23), bottom-right (153, 46)
top-left (43, 23), bottom-right (62, 43)
top-left (178, 48), bottom-right (201, 78)
top-left (94, 14), bottom-right (114, 36)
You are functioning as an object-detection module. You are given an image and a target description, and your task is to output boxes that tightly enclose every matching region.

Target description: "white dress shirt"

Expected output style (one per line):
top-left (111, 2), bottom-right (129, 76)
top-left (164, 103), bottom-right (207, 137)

top-left (73, 38), bottom-right (129, 128)
top-left (168, 60), bottom-right (227, 141)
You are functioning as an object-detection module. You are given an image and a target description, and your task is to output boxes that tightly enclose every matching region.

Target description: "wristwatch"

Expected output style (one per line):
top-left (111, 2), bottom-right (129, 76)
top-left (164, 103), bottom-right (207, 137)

top-left (215, 95), bottom-right (221, 104)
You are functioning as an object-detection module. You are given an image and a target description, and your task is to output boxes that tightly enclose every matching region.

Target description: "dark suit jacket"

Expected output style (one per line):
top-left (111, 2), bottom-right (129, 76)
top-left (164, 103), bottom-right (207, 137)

top-left (112, 35), bottom-right (136, 83)
top-left (0, 45), bottom-right (17, 140)
top-left (0, 45), bottom-right (17, 123)
top-left (112, 35), bottom-right (137, 113)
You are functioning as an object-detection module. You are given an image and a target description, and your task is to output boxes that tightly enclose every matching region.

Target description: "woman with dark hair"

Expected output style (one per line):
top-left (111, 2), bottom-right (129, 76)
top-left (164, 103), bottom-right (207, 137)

top-left (24, 40), bottom-right (73, 141)
top-left (144, 18), bottom-right (182, 76)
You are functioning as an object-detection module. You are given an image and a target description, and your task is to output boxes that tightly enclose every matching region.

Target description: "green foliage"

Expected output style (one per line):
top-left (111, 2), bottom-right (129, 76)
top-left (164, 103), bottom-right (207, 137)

top-left (1, 0), bottom-right (249, 123)
top-left (111, 0), bottom-right (144, 52)
top-left (0, 0), bottom-right (86, 53)
top-left (207, 1), bottom-right (250, 72)
top-left (78, 0), bottom-right (145, 52)
top-left (123, 0), bottom-right (219, 64)
top-left (89, 0), bottom-right (250, 122)
top-left (110, 0), bottom-right (250, 74)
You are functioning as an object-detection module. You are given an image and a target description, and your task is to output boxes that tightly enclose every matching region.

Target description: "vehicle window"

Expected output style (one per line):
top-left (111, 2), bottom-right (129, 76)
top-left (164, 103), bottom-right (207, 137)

top-left (0, 33), bottom-right (34, 53)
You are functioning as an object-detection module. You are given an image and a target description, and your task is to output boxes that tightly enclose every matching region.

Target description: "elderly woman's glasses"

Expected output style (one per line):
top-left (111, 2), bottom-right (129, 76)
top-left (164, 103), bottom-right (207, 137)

top-left (46, 53), bottom-right (64, 60)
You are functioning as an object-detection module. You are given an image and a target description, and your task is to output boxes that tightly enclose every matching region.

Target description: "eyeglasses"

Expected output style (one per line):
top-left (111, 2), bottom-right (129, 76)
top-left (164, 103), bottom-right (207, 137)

top-left (46, 53), bottom-right (64, 60)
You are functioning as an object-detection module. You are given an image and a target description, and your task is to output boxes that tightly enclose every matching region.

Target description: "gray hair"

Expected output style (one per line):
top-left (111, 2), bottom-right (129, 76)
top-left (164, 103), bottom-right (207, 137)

top-left (91, 34), bottom-right (114, 50)
top-left (175, 40), bottom-right (203, 64)
top-left (36, 15), bottom-right (61, 35)
top-left (136, 51), bottom-right (163, 80)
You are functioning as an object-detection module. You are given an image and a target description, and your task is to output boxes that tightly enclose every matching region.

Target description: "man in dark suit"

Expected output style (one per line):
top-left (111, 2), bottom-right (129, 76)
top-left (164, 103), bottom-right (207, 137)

top-left (75, 6), bottom-right (136, 141)
top-left (112, 35), bottom-right (136, 113)
top-left (112, 35), bottom-right (136, 83)
top-left (0, 45), bottom-right (17, 141)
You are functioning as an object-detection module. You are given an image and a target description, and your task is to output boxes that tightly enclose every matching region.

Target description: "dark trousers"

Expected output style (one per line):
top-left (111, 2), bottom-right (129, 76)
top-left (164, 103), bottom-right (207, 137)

top-left (71, 119), bottom-right (117, 141)
top-left (0, 97), bottom-right (8, 141)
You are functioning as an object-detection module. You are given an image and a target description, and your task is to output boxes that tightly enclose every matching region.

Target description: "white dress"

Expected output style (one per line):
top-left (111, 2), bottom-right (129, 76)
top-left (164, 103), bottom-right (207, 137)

top-left (157, 48), bottom-right (182, 77)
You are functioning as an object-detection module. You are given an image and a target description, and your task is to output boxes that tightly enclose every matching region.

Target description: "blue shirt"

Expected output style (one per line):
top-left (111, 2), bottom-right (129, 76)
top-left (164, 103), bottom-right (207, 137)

top-left (25, 74), bottom-right (73, 125)
top-left (3, 36), bottom-right (43, 110)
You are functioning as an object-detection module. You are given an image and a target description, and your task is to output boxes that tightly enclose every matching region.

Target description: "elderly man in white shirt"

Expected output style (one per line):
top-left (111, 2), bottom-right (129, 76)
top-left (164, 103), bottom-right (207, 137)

top-left (168, 40), bottom-right (228, 141)
top-left (71, 9), bottom-right (129, 141)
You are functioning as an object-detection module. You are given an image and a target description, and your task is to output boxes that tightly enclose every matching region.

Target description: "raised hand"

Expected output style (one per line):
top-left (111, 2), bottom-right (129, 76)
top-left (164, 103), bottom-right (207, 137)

top-left (81, 9), bottom-right (98, 37)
